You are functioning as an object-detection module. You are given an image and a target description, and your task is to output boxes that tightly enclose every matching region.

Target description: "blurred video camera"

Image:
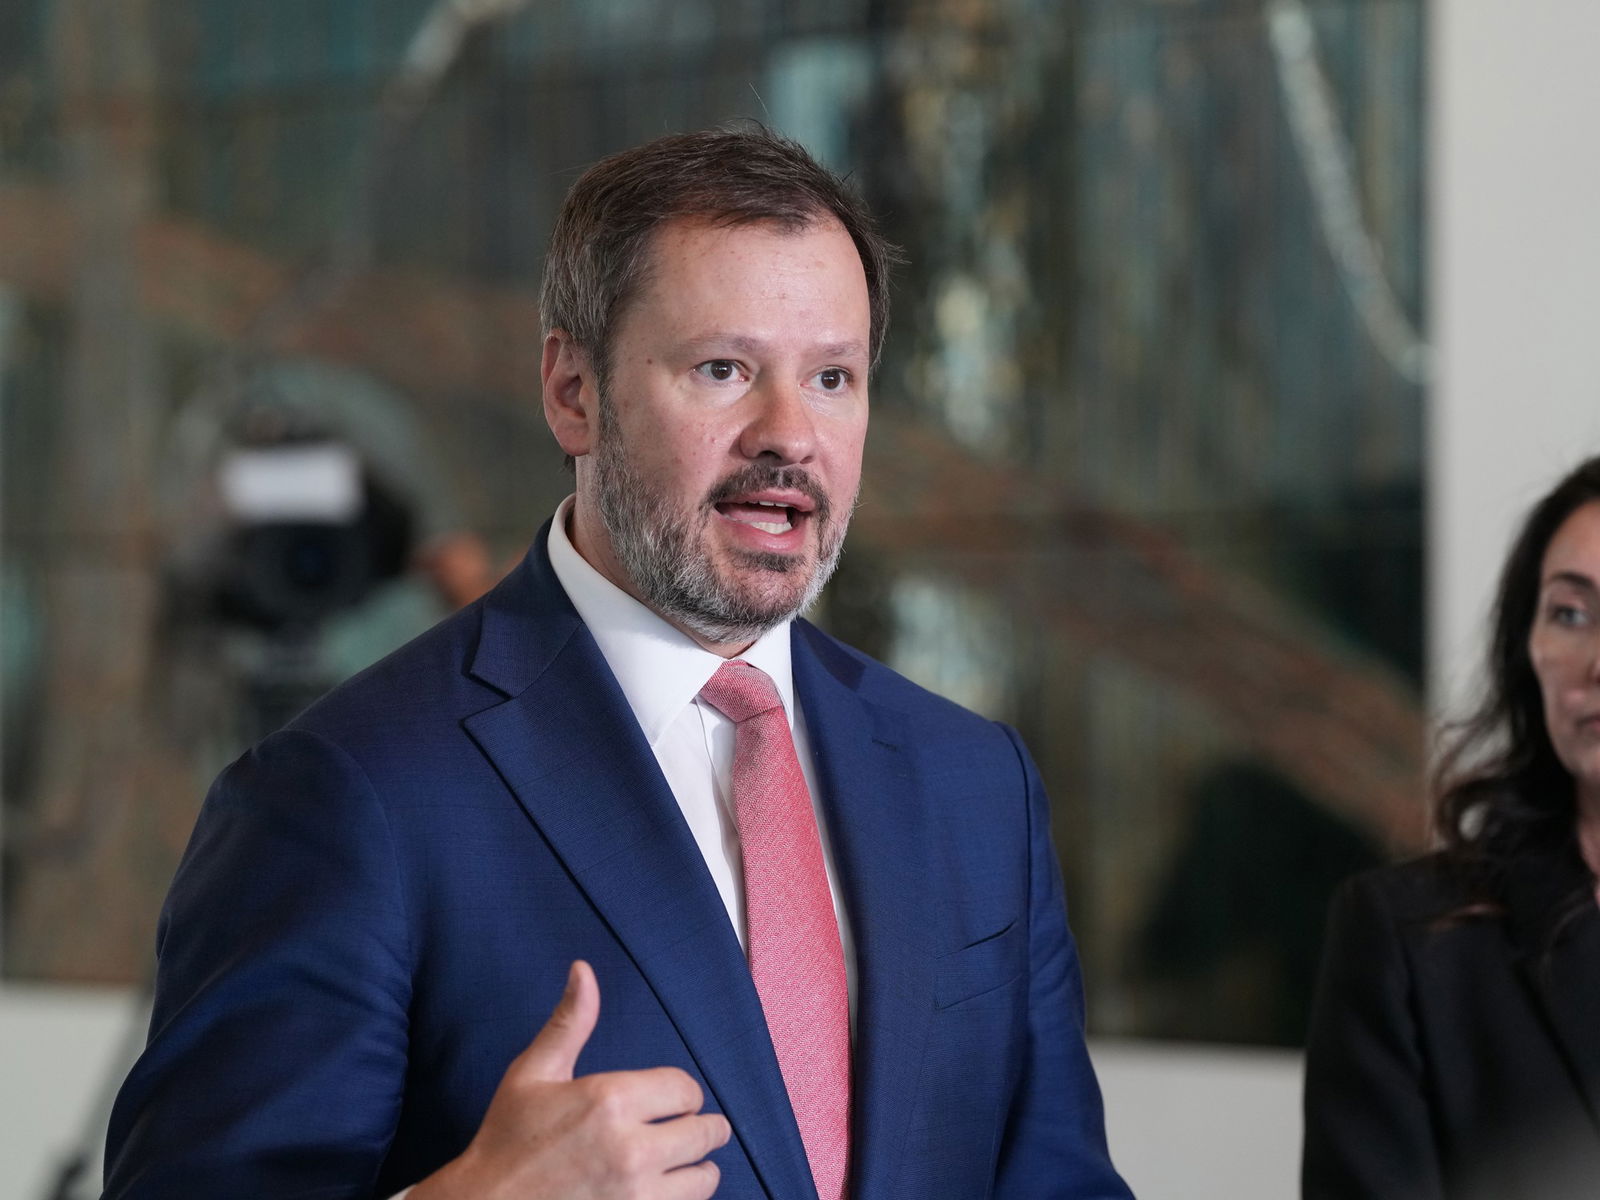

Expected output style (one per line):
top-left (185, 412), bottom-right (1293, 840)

top-left (209, 435), bottom-right (414, 633)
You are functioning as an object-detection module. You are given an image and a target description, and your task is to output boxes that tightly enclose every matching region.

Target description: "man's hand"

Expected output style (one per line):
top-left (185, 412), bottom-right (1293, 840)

top-left (409, 961), bottom-right (731, 1200)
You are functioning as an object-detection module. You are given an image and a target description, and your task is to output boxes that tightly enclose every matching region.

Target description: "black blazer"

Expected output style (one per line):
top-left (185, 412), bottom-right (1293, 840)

top-left (1302, 852), bottom-right (1600, 1199)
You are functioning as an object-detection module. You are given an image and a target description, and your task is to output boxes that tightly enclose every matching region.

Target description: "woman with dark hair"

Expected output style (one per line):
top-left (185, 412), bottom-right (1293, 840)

top-left (1302, 455), bottom-right (1600, 1200)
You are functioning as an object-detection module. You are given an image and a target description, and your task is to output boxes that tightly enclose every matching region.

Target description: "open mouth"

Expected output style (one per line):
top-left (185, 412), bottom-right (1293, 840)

top-left (715, 499), bottom-right (800, 535)
top-left (710, 475), bottom-right (822, 541)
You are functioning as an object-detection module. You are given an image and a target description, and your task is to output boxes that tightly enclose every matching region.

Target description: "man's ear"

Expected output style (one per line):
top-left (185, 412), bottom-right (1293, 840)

top-left (542, 330), bottom-right (599, 458)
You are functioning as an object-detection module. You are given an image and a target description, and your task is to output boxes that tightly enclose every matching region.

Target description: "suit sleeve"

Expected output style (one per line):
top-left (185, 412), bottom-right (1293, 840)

top-left (1302, 871), bottom-right (1443, 1200)
top-left (991, 725), bottom-right (1135, 1199)
top-left (104, 728), bottom-right (413, 1199)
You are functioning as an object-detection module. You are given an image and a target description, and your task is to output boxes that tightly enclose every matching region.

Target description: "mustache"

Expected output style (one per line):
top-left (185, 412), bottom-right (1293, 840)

top-left (705, 465), bottom-right (831, 522)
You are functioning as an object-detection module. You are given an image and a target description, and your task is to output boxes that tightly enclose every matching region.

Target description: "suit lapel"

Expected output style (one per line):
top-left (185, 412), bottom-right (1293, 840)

top-left (794, 624), bottom-right (935, 1199)
top-left (1507, 850), bottom-right (1600, 1134)
top-left (461, 536), bottom-right (814, 1200)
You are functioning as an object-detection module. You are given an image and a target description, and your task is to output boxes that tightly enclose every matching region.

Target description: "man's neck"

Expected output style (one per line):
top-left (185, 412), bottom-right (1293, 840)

top-left (561, 499), bottom-right (760, 658)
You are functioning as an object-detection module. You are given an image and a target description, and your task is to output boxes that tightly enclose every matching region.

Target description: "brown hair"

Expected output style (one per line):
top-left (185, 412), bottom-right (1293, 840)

top-left (539, 122), bottom-right (897, 390)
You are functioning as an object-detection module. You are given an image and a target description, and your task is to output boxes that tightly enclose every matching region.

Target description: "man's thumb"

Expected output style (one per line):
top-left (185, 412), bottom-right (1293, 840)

top-left (520, 960), bottom-right (600, 1082)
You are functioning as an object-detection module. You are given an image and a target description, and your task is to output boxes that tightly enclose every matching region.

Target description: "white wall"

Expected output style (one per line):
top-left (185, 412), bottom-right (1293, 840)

top-left (7, 3), bottom-right (1600, 1199)
top-left (1096, 1041), bottom-right (1303, 1199)
top-left (1428, 0), bottom-right (1600, 716)
top-left (1, 987), bottom-right (137, 1200)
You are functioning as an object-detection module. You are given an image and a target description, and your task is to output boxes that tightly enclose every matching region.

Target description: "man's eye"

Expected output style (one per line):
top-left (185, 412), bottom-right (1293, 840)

top-left (695, 360), bottom-right (741, 382)
top-left (815, 367), bottom-right (849, 391)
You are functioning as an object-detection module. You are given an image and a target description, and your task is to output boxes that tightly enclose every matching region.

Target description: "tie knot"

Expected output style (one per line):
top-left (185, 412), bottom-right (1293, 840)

top-left (699, 661), bottom-right (785, 724)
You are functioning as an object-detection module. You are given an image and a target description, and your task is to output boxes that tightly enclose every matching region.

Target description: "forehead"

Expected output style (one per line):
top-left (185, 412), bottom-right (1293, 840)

top-left (1542, 500), bottom-right (1600, 582)
top-left (621, 215), bottom-right (870, 343)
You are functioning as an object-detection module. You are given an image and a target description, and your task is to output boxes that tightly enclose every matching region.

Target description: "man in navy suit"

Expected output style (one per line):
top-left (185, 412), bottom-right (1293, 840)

top-left (104, 126), bottom-right (1132, 1199)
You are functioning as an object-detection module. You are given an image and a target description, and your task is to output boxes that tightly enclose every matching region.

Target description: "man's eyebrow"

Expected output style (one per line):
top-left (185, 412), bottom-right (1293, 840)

top-left (680, 334), bottom-right (766, 357)
top-left (815, 338), bottom-right (870, 361)
top-left (678, 334), bottom-right (869, 361)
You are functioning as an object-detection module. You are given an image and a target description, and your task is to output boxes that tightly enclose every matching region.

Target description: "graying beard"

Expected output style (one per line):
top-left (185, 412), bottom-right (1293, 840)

top-left (592, 415), bottom-right (844, 644)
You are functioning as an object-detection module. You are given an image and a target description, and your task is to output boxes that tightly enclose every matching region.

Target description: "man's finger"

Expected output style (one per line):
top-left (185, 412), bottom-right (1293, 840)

top-left (517, 960), bottom-right (600, 1082)
top-left (638, 1110), bottom-right (732, 1174)
top-left (623, 1066), bottom-right (708, 1123)
top-left (662, 1158), bottom-right (722, 1200)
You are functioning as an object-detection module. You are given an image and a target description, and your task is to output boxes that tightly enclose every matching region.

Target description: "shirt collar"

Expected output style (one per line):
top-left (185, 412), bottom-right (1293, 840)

top-left (546, 496), bottom-right (797, 745)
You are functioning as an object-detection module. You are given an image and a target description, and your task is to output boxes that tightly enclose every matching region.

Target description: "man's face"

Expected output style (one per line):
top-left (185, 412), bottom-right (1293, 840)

top-left (565, 215), bottom-right (871, 650)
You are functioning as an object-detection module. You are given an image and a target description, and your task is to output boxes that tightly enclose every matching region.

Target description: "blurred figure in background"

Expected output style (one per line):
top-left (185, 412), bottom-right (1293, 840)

top-left (1303, 455), bottom-right (1600, 1200)
top-left (413, 530), bottom-right (500, 610)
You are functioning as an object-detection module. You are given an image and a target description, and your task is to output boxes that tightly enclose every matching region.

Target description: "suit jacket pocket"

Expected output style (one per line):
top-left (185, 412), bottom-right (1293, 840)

top-left (935, 918), bottom-right (1024, 1010)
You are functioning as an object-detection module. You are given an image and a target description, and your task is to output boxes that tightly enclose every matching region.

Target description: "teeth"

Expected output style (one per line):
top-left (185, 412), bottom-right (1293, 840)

top-left (718, 498), bottom-right (795, 534)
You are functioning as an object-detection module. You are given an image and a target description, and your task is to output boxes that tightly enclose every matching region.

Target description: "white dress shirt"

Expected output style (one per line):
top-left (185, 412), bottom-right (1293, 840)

top-left (546, 497), bottom-right (857, 988)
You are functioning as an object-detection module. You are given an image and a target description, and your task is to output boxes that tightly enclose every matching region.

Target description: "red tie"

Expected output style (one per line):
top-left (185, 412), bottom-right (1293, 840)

top-left (699, 661), bottom-right (851, 1200)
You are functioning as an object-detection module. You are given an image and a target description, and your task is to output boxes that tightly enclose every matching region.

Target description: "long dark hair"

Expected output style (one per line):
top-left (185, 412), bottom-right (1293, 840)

top-left (1434, 455), bottom-right (1600, 881)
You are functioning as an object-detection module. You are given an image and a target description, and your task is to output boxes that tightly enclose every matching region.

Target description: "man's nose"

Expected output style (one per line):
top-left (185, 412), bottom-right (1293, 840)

top-left (737, 376), bottom-right (817, 464)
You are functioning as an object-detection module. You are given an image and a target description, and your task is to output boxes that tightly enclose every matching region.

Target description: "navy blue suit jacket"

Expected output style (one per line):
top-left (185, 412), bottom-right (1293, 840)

top-left (104, 528), bottom-right (1130, 1198)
